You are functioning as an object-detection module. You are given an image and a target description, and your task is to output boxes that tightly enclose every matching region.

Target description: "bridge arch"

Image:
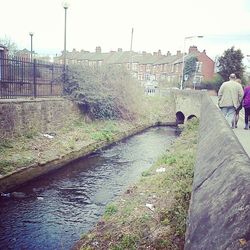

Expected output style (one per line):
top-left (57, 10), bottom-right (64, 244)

top-left (187, 114), bottom-right (197, 120)
top-left (176, 111), bottom-right (185, 124)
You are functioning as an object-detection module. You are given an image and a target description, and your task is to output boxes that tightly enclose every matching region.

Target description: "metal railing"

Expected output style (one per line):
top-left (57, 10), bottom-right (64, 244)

top-left (0, 55), bottom-right (64, 99)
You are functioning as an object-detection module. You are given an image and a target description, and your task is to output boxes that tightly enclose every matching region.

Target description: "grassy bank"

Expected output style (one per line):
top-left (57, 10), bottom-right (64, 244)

top-left (0, 119), bottom-right (136, 176)
top-left (74, 118), bottom-right (199, 250)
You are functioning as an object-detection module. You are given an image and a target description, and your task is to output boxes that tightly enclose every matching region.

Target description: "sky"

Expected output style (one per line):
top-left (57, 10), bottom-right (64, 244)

top-left (0, 0), bottom-right (250, 64)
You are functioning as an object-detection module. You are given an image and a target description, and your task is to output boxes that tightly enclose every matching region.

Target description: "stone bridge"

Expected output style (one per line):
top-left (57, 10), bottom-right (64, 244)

top-left (161, 90), bottom-right (250, 249)
top-left (159, 89), bottom-right (203, 124)
top-left (173, 90), bottom-right (202, 123)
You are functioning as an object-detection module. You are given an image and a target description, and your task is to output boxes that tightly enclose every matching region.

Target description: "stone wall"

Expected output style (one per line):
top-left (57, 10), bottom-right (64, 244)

top-left (185, 95), bottom-right (250, 250)
top-left (0, 98), bottom-right (81, 138)
top-left (174, 90), bottom-right (202, 121)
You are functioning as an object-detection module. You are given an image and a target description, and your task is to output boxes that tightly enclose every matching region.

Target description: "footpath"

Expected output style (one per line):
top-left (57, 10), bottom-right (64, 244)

top-left (211, 96), bottom-right (250, 157)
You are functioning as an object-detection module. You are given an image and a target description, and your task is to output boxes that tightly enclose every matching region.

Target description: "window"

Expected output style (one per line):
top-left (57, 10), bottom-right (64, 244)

top-left (171, 64), bottom-right (174, 72)
top-left (196, 62), bottom-right (202, 73)
top-left (132, 63), bottom-right (138, 71)
top-left (193, 76), bottom-right (202, 84)
top-left (175, 64), bottom-right (179, 73)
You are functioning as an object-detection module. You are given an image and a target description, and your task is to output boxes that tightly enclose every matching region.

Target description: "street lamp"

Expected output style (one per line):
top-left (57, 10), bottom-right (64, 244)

top-left (180, 35), bottom-right (203, 90)
top-left (29, 32), bottom-right (34, 61)
top-left (62, 1), bottom-right (69, 71)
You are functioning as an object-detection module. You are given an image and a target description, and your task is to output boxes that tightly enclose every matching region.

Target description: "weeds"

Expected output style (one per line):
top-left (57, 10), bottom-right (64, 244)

top-left (111, 234), bottom-right (138, 250)
top-left (104, 204), bottom-right (118, 218)
top-left (76, 118), bottom-right (199, 249)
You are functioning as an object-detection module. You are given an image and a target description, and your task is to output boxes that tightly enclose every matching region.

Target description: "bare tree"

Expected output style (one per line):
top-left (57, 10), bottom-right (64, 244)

top-left (0, 36), bottom-right (18, 56)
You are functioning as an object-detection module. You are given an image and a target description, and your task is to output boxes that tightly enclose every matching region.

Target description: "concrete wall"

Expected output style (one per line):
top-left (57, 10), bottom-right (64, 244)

top-left (185, 95), bottom-right (250, 250)
top-left (0, 98), bottom-right (81, 137)
top-left (174, 90), bottom-right (202, 121)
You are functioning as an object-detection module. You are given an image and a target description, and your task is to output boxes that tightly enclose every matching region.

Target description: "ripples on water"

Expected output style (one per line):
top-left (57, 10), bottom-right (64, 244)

top-left (0, 126), bottom-right (179, 250)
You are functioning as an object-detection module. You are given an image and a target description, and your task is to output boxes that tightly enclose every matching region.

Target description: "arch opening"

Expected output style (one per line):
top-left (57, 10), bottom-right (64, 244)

top-left (187, 115), bottom-right (197, 121)
top-left (176, 111), bottom-right (185, 124)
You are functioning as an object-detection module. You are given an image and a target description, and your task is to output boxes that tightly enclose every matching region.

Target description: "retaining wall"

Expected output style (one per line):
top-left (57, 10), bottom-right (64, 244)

top-left (0, 98), bottom-right (81, 137)
top-left (185, 95), bottom-right (250, 250)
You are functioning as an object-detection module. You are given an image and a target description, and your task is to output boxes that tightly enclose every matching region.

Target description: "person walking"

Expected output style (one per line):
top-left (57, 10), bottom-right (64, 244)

top-left (218, 73), bottom-right (244, 128)
top-left (242, 82), bottom-right (250, 129)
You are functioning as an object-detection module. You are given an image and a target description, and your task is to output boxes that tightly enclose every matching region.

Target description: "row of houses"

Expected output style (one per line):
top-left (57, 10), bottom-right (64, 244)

top-left (53, 46), bottom-right (216, 87)
top-left (1, 43), bottom-right (216, 88)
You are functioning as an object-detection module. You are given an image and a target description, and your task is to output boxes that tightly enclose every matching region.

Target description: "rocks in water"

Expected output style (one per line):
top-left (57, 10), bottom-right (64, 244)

top-left (0, 191), bottom-right (35, 199)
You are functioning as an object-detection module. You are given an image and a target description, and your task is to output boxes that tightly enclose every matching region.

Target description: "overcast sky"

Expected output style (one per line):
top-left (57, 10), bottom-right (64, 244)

top-left (0, 0), bottom-right (250, 62)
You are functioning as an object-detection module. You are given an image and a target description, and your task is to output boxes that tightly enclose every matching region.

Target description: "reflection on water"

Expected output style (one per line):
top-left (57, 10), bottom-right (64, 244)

top-left (0, 126), bottom-right (178, 250)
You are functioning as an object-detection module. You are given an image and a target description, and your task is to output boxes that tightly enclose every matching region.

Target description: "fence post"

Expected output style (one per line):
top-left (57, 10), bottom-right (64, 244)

top-left (33, 59), bottom-right (37, 98)
top-left (51, 64), bottom-right (54, 95)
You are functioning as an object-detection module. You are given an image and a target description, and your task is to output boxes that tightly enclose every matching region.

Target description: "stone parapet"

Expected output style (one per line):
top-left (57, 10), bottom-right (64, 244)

top-left (185, 95), bottom-right (250, 250)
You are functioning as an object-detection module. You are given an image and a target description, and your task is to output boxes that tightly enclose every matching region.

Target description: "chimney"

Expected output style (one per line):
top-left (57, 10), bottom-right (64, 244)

top-left (177, 50), bottom-right (181, 56)
top-left (189, 46), bottom-right (198, 54)
top-left (167, 51), bottom-right (171, 56)
top-left (118, 48), bottom-right (122, 52)
top-left (202, 49), bottom-right (206, 54)
top-left (158, 49), bottom-right (161, 56)
top-left (95, 46), bottom-right (101, 53)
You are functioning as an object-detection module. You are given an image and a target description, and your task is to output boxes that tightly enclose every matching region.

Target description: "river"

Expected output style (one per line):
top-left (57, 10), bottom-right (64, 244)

top-left (0, 126), bottom-right (179, 250)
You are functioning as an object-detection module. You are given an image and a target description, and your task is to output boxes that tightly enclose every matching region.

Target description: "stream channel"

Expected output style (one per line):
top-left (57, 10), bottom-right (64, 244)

top-left (0, 126), bottom-right (179, 250)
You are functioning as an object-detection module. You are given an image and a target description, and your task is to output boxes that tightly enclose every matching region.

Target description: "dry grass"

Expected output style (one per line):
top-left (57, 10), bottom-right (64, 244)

top-left (0, 119), bottom-right (135, 176)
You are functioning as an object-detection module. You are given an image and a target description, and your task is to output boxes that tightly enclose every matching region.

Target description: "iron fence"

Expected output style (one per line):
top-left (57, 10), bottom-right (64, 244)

top-left (0, 55), bottom-right (65, 99)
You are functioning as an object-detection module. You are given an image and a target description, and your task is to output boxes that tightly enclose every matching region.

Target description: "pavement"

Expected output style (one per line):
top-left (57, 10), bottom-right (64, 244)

top-left (210, 96), bottom-right (250, 157)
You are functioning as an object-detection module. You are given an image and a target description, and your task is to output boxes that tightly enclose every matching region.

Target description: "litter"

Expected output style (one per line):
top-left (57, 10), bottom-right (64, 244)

top-left (156, 167), bottom-right (166, 173)
top-left (145, 203), bottom-right (155, 211)
top-left (0, 192), bottom-right (11, 197)
top-left (42, 133), bottom-right (54, 139)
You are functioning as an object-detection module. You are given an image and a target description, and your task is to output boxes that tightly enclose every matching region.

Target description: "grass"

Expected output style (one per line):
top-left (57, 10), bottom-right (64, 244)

top-left (0, 118), bottom-right (136, 176)
top-left (74, 118), bottom-right (199, 250)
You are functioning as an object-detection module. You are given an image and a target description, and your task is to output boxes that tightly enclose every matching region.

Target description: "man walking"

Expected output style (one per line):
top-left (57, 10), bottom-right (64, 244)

top-left (218, 73), bottom-right (244, 128)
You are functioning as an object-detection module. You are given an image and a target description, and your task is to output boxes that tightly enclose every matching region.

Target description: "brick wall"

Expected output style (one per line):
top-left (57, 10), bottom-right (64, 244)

top-left (0, 98), bottom-right (81, 138)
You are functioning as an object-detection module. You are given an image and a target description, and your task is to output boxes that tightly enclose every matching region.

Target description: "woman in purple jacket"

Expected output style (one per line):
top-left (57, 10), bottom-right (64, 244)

top-left (242, 83), bottom-right (250, 129)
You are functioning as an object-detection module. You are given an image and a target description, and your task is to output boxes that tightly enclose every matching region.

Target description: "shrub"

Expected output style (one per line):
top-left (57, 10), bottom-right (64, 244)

top-left (65, 64), bottom-right (145, 120)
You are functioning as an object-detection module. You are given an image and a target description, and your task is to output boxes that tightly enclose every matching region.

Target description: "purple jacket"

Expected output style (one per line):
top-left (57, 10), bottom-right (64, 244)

top-left (243, 85), bottom-right (250, 108)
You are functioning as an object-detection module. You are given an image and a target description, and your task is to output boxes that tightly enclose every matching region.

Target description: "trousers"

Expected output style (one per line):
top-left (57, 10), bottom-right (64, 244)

top-left (220, 106), bottom-right (236, 128)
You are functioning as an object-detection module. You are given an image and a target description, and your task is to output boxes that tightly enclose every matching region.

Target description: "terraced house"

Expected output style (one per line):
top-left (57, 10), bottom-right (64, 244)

top-left (54, 45), bottom-right (215, 87)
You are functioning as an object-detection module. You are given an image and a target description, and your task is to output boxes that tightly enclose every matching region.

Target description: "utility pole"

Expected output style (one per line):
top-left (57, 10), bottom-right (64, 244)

top-left (130, 27), bottom-right (134, 52)
top-left (130, 28), bottom-right (134, 72)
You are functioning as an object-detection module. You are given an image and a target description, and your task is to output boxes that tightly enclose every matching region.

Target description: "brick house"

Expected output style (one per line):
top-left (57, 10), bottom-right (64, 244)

top-left (186, 46), bottom-right (215, 84)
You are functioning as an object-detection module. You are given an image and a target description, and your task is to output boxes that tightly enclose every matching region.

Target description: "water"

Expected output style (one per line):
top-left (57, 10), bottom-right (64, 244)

top-left (0, 126), bottom-right (179, 250)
